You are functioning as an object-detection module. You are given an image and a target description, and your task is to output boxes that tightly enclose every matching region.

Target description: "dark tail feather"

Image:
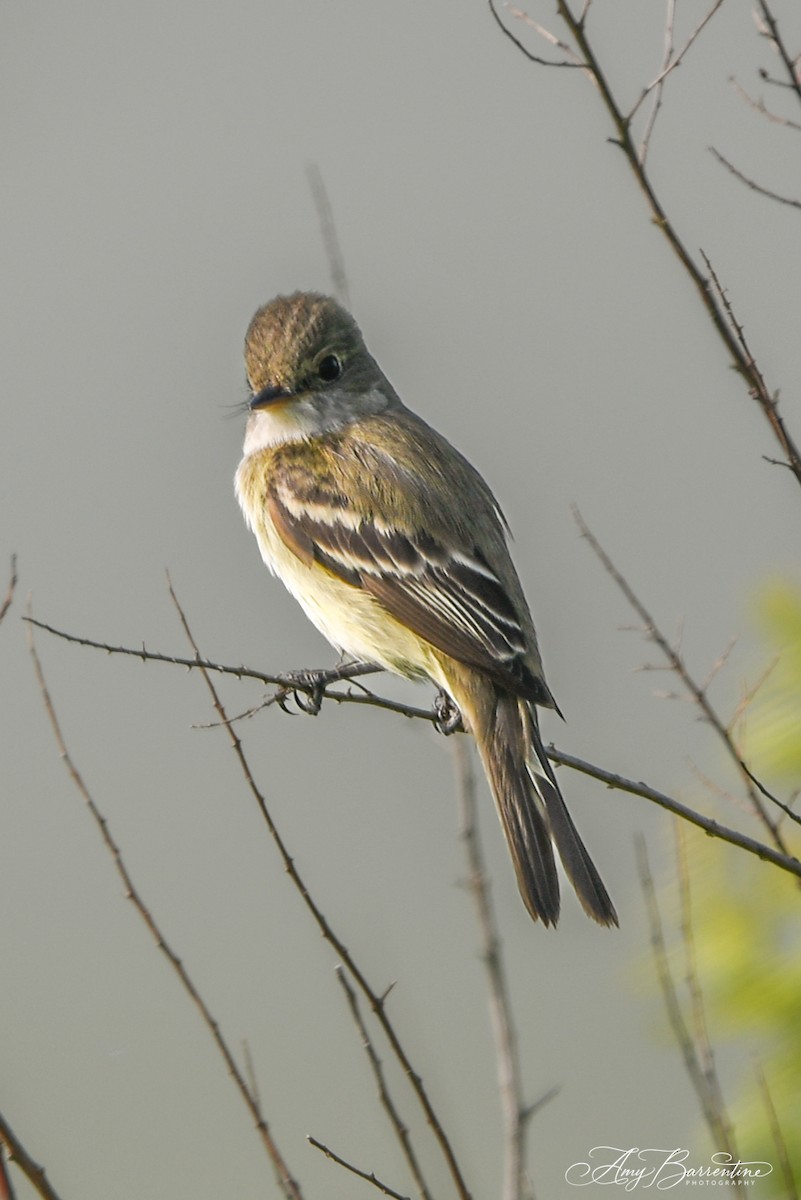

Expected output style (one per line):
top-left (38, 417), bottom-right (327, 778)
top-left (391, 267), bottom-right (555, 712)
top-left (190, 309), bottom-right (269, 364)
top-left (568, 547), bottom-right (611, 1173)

top-left (525, 707), bottom-right (618, 927)
top-left (474, 690), bottom-right (562, 926)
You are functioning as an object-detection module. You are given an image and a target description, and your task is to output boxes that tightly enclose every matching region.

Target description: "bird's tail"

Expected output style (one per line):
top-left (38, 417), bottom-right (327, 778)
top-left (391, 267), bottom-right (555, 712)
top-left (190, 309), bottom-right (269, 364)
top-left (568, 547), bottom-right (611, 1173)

top-left (458, 679), bottom-right (617, 927)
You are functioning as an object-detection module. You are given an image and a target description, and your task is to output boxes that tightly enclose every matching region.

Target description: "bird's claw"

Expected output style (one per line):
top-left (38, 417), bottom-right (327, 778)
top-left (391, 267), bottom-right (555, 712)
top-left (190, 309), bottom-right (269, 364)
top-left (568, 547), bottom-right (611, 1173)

top-left (433, 690), bottom-right (463, 735)
top-left (275, 668), bottom-right (328, 716)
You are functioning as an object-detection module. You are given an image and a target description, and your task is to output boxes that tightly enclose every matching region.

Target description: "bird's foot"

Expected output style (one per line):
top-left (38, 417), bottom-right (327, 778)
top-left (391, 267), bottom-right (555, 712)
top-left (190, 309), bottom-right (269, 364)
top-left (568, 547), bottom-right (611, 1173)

top-left (433, 690), bottom-right (463, 735)
top-left (275, 668), bottom-right (329, 716)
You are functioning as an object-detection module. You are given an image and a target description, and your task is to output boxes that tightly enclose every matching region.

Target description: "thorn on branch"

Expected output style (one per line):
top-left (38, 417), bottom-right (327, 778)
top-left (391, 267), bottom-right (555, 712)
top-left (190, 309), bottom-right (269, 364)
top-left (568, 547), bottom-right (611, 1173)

top-left (307, 1137), bottom-right (412, 1200)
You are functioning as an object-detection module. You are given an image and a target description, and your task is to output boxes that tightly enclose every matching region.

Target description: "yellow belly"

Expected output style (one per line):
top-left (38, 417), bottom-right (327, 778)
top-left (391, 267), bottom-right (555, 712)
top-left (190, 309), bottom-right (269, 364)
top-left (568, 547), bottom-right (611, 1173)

top-left (237, 468), bottom-right (438, 682)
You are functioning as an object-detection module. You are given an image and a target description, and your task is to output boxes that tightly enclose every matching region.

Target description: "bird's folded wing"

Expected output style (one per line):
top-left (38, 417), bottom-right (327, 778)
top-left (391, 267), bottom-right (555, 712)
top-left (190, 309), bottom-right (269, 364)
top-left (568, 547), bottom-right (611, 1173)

top-left (267, 486), bottom-right (547, 702)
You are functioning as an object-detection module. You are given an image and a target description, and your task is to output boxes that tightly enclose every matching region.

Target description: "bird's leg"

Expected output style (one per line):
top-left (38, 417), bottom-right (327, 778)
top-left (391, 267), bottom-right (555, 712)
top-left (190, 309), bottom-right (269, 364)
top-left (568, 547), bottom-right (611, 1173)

top-left (276, 667), bottom-right (328, 715)
top-left (433, 689), bottom-right (463, 735)
top-left (276, 659), bottom-right (383, 716)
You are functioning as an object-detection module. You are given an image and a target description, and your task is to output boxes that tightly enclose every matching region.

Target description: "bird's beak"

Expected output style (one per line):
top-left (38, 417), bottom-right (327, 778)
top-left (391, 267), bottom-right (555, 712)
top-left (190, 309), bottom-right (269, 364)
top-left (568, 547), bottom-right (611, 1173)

top-left (250, 384), bottom-right (294, 410)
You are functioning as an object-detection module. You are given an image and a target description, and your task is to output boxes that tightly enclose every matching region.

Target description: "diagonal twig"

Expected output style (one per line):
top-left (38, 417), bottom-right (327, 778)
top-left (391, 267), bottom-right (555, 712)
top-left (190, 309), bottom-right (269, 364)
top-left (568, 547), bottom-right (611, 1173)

top-left (26, 610), bottom-right (305, 1200)
top-left (729, 76), bottom-right (801, 130)
top-left (573, 506), bottom-right (799, 854)
top-left (755, 0), bottom-right (801, 110)
top-left (674, 823), bottom-right (737, 1155)
top-left (554, 747), bottom-right (801, 881)
top-left (166, 577), bottom-right (474, 1200)
top-left (633, 0), bottom-right (727, 160)
top-left (0, 555), bottom-right (17, 626)
top-left (307, 164), bottom-right (351, 309)
top-left (454, 737), bottom-right (533, 1200)
top-left (709, 147), bottom-right (801, 209)
top-left (26, 609), bottom-right (801, 879)
top-left (0, 1142), bottom-right (13, 1200)
top-left (334, 967), bottom-right (433, 1200)
top-left (0, 1112), bottom-right (61, 1200)
top-left (488, 0), bottom-right (584, 69)
top-left (636, 835), bottom-right (734, 1148)
top-left (496, 0), bottom-right (801, 487)
top-left (754, 1062), bottom-right (799, 1199)
top-left (21, 617), bottom-right (439, 723)
top-left (307, 1137), bottom-right (411, 1200)
top-left (635, 0), bottom-right (676, 162)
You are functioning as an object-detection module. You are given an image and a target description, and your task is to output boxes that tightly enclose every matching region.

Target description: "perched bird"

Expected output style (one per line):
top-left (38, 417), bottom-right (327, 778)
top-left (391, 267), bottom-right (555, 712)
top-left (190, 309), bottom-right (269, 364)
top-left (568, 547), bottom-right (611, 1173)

top-left (235, 292), bottom-right (616, 927)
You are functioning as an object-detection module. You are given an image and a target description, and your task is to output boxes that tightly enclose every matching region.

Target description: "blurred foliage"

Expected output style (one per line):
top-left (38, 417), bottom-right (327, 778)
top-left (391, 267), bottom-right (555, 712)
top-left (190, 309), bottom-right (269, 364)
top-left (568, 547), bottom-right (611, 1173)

top-left (746, 579), bottom-right (801, 782)
top-left (646, 580), bottom-right (801, 1193)
top-left (689, 831), bottom-right (800, 1194)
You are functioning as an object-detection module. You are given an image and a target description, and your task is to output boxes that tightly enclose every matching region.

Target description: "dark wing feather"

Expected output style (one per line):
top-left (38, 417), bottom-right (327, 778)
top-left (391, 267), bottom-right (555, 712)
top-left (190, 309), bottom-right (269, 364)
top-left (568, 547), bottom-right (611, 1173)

top-left (269, 490), bottom-right (549, 704)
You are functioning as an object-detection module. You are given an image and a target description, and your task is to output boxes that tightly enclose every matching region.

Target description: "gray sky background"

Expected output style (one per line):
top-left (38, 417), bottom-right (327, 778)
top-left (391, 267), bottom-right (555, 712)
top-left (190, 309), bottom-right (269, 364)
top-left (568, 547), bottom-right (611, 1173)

top-left (2, 3), bottom-right (800, 1197)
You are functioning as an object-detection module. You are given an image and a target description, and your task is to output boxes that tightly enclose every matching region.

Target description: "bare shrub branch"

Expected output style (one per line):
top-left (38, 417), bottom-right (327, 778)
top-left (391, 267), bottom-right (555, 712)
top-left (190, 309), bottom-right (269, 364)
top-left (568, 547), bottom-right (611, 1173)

top-left (633, 0), bottom-right (726, 162)
top-left (708, 146), bottom-right (801, 209)
top-left (492, 0), bottom-right (801, 487)
top-left (0, 556), bottom-right (17, 627)
top-left (755, 1061), bottom-right (799, 1199)
top-left (0, 1111), bottom-right (62, 1200)
top-left (755, 0), bottom-right (801, 108)
top-left (307, 1137), bottom-right (411, 1200)
top-left (165, 577), bottom-right (474, 1200)
top-left (306, 164), bottom-right (351, 309)
top-left (573, 506), bottom-right (800, 848)
top-left (26, 612), bottom-right (306, 1200)
top-left (636, 834), bottom-right (736, 1152)
top-left (333, 967), bottom-right (433, 1200)
top-left (25, 609), bottom-right (801, 881)
top-left (554, 747), bottom-right (801, 880)
top-left (454, 737), bottom-right (533, 1200)
top-left (488, 1), bottom-right (584, 69)
top-left (674, 824), bottom-right (737, 1155)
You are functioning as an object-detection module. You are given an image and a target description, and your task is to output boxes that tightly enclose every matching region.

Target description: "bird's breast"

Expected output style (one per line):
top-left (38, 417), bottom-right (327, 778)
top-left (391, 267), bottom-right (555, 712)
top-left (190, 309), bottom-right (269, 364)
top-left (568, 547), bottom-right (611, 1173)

top-left (235, 450), bottom-right (437, 681)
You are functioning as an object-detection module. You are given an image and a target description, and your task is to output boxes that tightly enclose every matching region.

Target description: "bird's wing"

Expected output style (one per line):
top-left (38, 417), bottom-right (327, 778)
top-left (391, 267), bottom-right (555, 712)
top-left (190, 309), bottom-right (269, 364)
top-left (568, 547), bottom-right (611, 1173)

top-left (267, 467), bottom-right (550, 704)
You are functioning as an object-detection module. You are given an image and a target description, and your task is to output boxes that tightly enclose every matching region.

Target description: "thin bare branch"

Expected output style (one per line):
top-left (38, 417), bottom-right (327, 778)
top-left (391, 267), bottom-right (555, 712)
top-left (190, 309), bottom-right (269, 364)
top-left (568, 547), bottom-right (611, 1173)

top-left (635, 0), bottom-right (676, 162)
top-left (22, 616), bottom-right (382, 688)
top-left (636, 836), bottom-right (735, 1146)
top-left (554, 746), bottom-right (801, 881)
top-left (573, 506), bottom-right (800, 852)
top-left (307, 1137), bottom-right (411, 1200)
top-left (675, 824), bottom-right (737, 1155)
top-left (0, 1108), bottom-right (61, 1200)
top-left (505, 5), bottom-right (586, 71)
top-left (0, 555), bottom-right (17, 626)
top-left (497, 0), bottom-right (801, 486)
top-left (0, 1144), bottom-right (13, 1200)
top-left (306, 164), bottom-right (351, 309)
top-left (755, 1062), bottom-right (799, 1199)
top-left (242, 1039), bottom-right (262, 1112)
top-left (700, 247), bottom-right (801, 485)
top-left (755, 0), bottom-right (801, 110)
top-left (488, 0), bottom-right (584, 69)
top-left (729, 76), bottom-right (801, 130)
top-left (335, 968), bottom-right (433, 1200)
top-left (635, 0), bottom-right (726, 159)
top-left (0, 1112), bottom-right (59, 1200)
top-left (454, 737), bottom-right (530, 1200)
top-left (708, 146), bottom-right (801, 209)
top-left (27, 609), bottom-right (801, 877)
top-left (22, 617), bottom-right (445, 724)
top-left (26, 613), bottom-right (305, 1200)
top-left (165, 578), bottom-right (474, 1200)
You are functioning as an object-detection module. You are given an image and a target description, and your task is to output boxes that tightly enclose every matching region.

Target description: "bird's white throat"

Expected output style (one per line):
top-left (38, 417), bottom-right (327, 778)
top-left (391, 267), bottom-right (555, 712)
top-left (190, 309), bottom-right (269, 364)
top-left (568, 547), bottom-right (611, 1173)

top-left (241, 386), bottom-right (395, 455)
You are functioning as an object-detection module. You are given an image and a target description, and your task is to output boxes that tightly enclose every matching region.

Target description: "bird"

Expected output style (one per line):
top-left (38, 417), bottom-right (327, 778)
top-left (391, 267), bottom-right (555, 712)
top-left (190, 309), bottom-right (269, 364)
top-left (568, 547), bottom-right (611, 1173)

top-left (235, 291), bottom-right (617, 927)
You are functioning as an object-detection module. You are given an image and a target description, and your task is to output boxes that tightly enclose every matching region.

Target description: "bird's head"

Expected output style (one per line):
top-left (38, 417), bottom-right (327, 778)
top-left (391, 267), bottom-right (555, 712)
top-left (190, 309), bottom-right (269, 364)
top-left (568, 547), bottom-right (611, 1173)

top-left (242, 292), bottom-right (398, 450)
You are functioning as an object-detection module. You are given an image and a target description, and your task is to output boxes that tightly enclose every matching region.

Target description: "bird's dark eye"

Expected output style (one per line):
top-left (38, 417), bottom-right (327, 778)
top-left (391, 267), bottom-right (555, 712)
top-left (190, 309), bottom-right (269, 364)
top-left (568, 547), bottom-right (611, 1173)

top-left (317, 354), bottom-right (342, 383)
